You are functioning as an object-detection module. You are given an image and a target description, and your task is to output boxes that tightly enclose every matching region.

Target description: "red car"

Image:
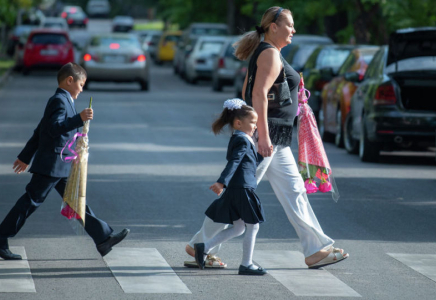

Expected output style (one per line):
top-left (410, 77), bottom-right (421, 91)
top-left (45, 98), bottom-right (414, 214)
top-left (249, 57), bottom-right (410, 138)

top-left (23, 29), bottom-right (74, 74)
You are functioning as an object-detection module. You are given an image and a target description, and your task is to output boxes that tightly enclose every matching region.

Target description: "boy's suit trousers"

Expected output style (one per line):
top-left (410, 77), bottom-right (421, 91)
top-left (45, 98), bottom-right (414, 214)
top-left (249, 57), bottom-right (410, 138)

top-left (0, 173), bottom-right (113, 249)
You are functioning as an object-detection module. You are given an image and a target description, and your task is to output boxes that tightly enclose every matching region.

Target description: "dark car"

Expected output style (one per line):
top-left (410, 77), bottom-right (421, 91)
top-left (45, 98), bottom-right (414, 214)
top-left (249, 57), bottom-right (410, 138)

top-left (60, 6), bottom-right (88, 28)
top-left (343, 27), bottom-right (436, 162)
top-left (319, 46), bottom-right (380, 147)
top-left (281, 34), bottom-right (333, 62)
top-left (302, 45), bottom-right (355, 122)
top-left (112, 16), bottom-right (134, 33)
top-left (6, 25), bottom-right (37, 56)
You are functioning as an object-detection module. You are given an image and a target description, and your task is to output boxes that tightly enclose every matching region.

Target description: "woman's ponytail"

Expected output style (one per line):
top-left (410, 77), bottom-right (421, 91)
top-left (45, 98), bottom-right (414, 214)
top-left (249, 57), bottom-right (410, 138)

top-left (234, 30), bottom-right (262, 61)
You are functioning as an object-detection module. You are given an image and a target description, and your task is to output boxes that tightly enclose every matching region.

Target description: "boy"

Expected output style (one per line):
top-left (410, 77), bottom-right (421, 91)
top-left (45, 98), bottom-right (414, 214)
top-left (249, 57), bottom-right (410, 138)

top-left (0, 63), bottom-right (129, 260)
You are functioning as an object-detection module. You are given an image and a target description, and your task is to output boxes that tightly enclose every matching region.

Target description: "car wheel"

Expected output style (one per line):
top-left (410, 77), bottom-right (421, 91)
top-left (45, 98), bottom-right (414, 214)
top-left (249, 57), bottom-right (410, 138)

top-left (359, 117), bottom-right (380, 162)
top-left (139, 80), bottom-right (149, 91)
top-left (212, 77), bottom-right (223, 92)
top-left (334, 109), bottom-right (344, 148)
top-left (344, 113), bottom-right (359, 154)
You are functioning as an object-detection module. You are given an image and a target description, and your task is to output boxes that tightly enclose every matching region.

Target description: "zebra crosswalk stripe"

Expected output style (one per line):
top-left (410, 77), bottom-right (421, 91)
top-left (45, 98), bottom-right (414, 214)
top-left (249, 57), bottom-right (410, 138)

top-left (254, 250), bottom-right (361, 297)
top-left (387, 253), bottom-right (436, 283)
top-left (103, 247), bottom-right (191, 294)
top-left (0, 247), bottom-right (36, 293)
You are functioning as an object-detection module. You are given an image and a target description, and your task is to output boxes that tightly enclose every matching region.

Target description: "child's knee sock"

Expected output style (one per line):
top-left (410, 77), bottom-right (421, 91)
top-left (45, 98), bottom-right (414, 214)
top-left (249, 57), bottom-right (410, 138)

top-left (203, 219), bottom-right (245, 257)
top-left (241, 223), bottom-right (259, 267)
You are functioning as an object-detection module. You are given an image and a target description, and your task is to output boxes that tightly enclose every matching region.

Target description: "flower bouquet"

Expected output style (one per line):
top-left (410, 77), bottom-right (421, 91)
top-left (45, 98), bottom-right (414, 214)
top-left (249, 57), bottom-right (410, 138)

top-left (60, 97), bottom-right (93, 234)
top-left (297, 75), bottom-right (339, 201)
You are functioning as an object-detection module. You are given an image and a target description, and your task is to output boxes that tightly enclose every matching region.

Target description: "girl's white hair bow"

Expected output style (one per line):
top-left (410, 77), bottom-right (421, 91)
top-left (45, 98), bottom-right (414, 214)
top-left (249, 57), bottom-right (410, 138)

top-left (223, 98), bottom-right (247, 110)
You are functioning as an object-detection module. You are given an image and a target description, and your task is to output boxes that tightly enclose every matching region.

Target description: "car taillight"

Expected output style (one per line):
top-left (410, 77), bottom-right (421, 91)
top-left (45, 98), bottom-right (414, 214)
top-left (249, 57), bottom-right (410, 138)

top-left (84, 54), bottom-right (92, 61)
top-left (148, 42), bottom-right (155, 46)
top-left (61, 12), bottom-right (67, 18)
top-left (67, 19), bottom-right (73, 24)
top-left (374, 83), bottom-right (396, 105)
top-left (84, 18), bottom-right (88, 24)
top-left (131, 54), bottom-right (146, 62)
top-left (218, 57), bottom-right (225, 69)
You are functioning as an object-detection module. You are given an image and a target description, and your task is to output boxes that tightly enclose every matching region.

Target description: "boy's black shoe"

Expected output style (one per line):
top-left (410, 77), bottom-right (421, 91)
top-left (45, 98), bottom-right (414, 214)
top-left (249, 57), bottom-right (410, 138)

top-left (97, 228), bottom-right (130, 257)
top-left (238, 264), bottom-right (268, 275)
top-left (0, 248), bottom-right (22, 260)
top-left (194, 243), bottom-right (206, 270)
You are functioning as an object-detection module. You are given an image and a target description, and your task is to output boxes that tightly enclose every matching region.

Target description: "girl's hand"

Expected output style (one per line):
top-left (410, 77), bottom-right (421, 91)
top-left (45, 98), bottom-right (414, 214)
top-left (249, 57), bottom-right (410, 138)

top-left (257, 136), bottom-right (273, 157)
top-left (13, 159), bottom-right (28, 174)
top-left (210, 182), bottom-right (224, 196)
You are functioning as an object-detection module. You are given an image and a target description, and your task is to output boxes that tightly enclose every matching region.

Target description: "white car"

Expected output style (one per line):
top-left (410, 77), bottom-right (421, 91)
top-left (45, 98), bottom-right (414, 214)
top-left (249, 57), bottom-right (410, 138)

top-left (185, 36), bottom-right (228, 84)
top-left (40, 17), bottom-right (69, 31)
top-left (86, 0), bottom-right (111, 17)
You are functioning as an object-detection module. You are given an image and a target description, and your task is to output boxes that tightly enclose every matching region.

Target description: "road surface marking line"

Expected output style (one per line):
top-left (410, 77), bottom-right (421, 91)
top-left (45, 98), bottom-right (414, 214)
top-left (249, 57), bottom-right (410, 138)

top-left (0, 246), bottom-right (36, 293)
top-left (103, 248), bottom-right (191, 294)
top-left (254, 250), bottom-right (361, 297)
top-left (387, 253), bottom-right (436, 282)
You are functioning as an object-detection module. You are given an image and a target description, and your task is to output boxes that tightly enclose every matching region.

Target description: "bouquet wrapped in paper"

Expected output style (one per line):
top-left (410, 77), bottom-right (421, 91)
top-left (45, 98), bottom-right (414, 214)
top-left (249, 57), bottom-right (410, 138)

top-left (297, 75), bottom-right (339, 201)
top-left (60, 97), bottom-right (92, 234)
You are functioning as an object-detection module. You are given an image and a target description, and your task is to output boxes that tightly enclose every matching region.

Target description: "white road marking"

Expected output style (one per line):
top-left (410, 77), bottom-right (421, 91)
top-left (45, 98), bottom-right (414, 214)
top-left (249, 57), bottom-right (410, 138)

top-left (387, 253), bottom-right (436, 282)
top-left (103, 248), bottom-right (191, 294)
top-left (254, 250), bottom-right (361, 297)
top-left (0, 247), bottom-right (36, 293)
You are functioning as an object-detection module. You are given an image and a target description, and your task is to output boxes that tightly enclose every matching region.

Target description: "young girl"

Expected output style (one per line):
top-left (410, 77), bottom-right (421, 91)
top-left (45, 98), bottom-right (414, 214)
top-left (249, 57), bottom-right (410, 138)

top-left (194, 99), bottom-right (267, 276)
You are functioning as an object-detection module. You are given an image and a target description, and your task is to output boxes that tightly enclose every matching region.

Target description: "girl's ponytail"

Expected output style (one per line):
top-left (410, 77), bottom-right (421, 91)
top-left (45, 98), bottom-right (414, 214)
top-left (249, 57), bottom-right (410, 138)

top-left (212, 108), bottom-right (233, 135)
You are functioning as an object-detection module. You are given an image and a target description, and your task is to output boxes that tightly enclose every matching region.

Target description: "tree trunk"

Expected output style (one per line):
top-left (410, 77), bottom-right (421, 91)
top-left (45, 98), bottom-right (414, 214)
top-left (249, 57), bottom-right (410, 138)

top-left (227, 0), bottom-right (235, 34)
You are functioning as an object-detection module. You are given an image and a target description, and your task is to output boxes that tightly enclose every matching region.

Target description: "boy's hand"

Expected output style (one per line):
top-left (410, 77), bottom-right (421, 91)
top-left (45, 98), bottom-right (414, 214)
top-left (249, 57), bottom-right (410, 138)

top-left (80, 108), bottom-right (93, 122)
top-left (13, 159), bottom-right (28, 174)
top-left (209, 182), bottom-right (224, 196)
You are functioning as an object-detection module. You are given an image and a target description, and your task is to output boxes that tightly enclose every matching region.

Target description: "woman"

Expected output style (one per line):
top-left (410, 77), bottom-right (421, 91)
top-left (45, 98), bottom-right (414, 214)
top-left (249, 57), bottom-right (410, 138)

top-left (185, 6), bottom-right (348, 269)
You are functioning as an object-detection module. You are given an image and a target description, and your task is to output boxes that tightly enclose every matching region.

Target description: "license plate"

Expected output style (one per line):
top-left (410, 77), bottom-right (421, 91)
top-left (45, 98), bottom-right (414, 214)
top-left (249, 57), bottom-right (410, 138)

top-left (40, 49), bottom-right (59, 56)
top-left (103, 55), bottom-right (125, 63)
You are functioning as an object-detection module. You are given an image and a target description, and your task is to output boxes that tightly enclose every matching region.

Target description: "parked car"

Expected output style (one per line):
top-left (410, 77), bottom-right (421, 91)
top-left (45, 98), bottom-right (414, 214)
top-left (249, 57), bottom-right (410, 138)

top-left (319, 46), bottom-right (380, 147)
top-left (344, 27), bottom-right (436, 162)
top-left (174, 23), bottom-right (229, 76)
top-left (112, 16), bottom-right (134, 32)
top-left (211, 36), bottom-right (241, 91)
top-left (156, 30), bottom-right (182, 64)
top-left (22, 29), bottom-right (75, 74)
top-left (60, 6), bottom-right (88, 28)
top-left (185, 36), bottom-right (228, 84)
top-left (40, 17), bottom-right (69, 31)
top-left (86, 0), bottom-right (111, 18)
top-left (285, 44), bottom-right (322, 73)
top-left (281, 34), bottom-right (333, 60)
top-left (135, 30), bottom-right (162, 59)
top-left (6, 25), bottom-right (37, 56)
top-left (80, 33), bottom-right (150, 91)
top-left (13, 32), bottom-right (32, 71)
top-left (302, 45), bottom-right (355, 122)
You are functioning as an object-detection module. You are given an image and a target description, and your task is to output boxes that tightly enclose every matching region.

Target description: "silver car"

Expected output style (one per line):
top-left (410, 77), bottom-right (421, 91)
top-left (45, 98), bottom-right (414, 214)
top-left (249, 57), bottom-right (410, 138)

top-left (40, 17), bottom-right (69, 31)
top-left (80, 34), bottom-right (150, 91)
top-left (185, 36), bottom-right (228, 84)
top-left (211, 36), bottom-right (241, 91)
top-left (135, 30), bottom-right (162, 60)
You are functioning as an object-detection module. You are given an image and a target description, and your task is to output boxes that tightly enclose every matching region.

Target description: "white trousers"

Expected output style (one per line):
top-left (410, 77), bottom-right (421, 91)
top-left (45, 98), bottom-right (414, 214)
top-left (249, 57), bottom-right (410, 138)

top-left (189, 145), bottom-right (334, 258)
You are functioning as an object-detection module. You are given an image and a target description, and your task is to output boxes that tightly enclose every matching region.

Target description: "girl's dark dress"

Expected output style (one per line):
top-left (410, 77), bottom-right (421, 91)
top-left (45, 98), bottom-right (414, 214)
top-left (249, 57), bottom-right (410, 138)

top-left (205, 131), bottom-right (265, 225)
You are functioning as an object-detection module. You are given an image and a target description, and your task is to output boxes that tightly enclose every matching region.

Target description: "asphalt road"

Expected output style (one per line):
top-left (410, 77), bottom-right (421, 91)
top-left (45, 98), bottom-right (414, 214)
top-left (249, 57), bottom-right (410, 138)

top-left (0, 19), bottom-right (436, 300)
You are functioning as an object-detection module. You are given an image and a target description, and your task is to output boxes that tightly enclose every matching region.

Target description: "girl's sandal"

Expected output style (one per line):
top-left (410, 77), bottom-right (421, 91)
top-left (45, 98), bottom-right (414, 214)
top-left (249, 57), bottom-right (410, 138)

top-left (184, 255), bottom-right (227, 268)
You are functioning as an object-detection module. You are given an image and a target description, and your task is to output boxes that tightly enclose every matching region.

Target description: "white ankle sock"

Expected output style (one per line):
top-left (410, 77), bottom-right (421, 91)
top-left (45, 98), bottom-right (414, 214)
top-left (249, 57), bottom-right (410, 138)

top-left (203, 219), bottom-right (246, 258)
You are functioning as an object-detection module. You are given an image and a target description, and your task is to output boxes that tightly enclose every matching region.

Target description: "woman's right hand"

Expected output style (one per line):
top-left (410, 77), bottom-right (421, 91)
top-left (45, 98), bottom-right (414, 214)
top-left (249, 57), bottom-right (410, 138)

top-left (257, 136), bottom-right (273, 157)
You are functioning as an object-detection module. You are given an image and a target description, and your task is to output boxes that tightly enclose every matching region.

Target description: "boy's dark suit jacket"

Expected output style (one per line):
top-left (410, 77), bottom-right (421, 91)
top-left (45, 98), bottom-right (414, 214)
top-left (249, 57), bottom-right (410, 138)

top-left (217, 131), bottom-right (263, 189)
top-left (17, 88), bottom-right (84, 178)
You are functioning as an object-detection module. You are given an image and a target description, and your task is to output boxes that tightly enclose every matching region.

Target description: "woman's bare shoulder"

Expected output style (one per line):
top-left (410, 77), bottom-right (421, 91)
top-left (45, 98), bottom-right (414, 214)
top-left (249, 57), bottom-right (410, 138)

top-left (257, 48), bottom-right (280, 65)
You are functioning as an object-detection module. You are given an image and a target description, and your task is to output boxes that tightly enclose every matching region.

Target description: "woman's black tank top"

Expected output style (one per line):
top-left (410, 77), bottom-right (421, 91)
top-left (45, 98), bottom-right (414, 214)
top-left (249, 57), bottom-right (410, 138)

top-left (245, 42), bottom-right (300, 146)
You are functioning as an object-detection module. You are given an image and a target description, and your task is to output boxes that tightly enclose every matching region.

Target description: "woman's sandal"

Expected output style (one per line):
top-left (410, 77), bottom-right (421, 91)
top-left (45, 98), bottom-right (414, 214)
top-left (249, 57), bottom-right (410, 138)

top-left (184, 254), bottom-right (227, 268)
top-left (308, 247), bottom-right (349, 269)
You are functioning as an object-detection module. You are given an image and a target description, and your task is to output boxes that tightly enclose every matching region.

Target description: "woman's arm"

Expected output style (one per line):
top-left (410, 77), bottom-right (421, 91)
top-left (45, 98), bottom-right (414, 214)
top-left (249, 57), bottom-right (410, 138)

top-left (252, 48), bottom-right (282, 157)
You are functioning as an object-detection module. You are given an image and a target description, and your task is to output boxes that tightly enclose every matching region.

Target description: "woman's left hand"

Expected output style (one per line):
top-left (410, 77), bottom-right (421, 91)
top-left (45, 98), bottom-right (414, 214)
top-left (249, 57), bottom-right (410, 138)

top-left (210, 182), bottom-right (224, 195)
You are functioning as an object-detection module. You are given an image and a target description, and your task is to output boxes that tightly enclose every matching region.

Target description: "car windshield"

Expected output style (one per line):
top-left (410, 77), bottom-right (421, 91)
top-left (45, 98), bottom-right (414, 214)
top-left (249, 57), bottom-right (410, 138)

top-left (316, 48), bottom-right (351, 70)
top-left (164, 35), bottom-right (180, 42)
top-left (31, 34), bottom-right (67, 45)
top-left (192, 28), bottom-right (227, 36)
top-left (291, 45), bottom-right (318, 70)
top-left (199, 41), bottom-right (224, 55)
top-left (43, 22), bottom-right (64, 29)
top-left (385, 56), bottom-right (436, 73)
top-left (91, 36), bottom-right (140, 48)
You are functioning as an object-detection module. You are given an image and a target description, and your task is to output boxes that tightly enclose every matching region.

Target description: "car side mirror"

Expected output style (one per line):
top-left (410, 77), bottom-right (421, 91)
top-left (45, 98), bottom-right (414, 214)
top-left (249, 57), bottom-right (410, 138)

top-left (344, 72), bottom-right (362, 83)
top-left (320, 67), bottom-right (334, 80)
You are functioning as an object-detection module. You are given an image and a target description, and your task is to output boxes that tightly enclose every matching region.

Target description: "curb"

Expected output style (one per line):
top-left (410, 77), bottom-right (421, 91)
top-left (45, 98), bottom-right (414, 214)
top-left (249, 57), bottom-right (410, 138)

top-left (0, 66), bottom-right (14, 89)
